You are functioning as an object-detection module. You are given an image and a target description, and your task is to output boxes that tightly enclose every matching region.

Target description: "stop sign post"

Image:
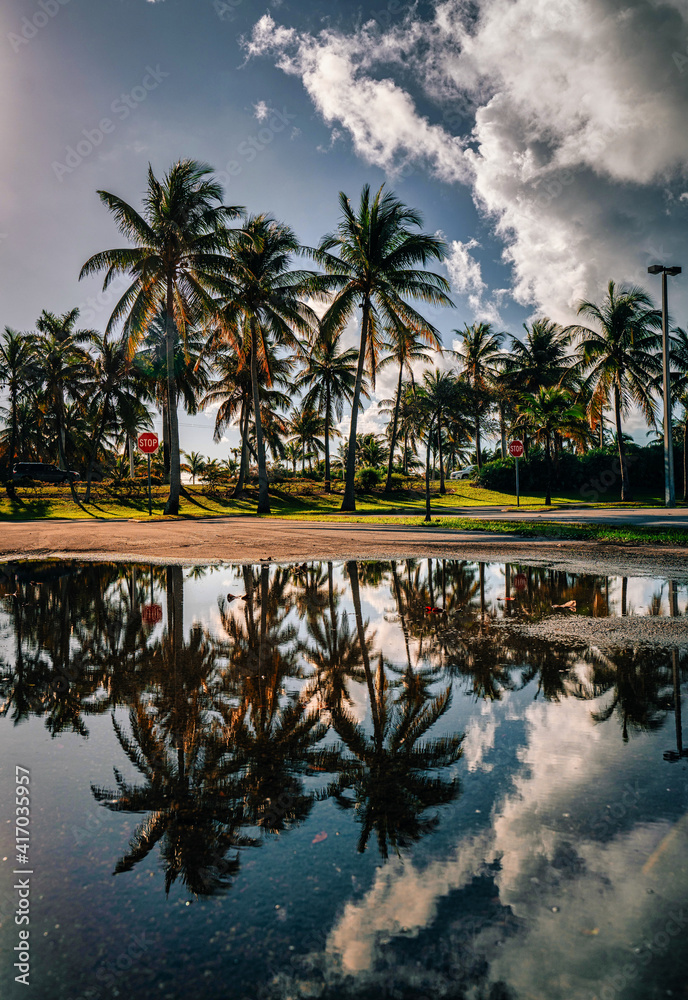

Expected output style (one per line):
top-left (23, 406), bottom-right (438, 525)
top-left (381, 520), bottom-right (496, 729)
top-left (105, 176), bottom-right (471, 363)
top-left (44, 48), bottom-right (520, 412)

top-left (137, 433), bottom-right (159, 515)
top-left (508, 440), bottom-right (524, 506)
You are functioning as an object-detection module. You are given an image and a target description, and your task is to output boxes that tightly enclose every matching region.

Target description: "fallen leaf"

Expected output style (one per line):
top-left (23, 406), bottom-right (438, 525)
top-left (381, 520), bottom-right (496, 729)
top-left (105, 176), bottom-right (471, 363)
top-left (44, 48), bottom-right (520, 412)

top-left (581, 928), bottom-right (599, 936)
top-left (552, 600), bottom-right (576, 610)
top-left (312, 831), bottom-right (328, 844)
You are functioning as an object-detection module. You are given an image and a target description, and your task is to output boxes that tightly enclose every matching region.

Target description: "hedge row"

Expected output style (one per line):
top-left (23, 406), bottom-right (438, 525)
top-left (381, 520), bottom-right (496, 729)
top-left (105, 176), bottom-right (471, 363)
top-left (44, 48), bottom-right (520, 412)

top-left (474, 445), bottom-right (686, 500)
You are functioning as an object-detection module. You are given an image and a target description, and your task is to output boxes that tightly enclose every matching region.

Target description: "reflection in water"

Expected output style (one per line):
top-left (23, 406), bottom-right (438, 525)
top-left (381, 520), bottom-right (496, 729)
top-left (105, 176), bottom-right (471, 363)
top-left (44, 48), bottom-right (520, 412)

top-left (0, 558), bottom-right (686, 1000)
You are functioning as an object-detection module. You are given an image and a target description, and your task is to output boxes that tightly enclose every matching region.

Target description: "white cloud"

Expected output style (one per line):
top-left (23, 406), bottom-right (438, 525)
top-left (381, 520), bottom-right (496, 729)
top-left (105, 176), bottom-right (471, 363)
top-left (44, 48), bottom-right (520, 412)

top-left (445, 238), bottom-right (503, 324)
top-left (253, 100), bottom-right (270, 121)
top-left (246, 2), bottom-right (688, 322)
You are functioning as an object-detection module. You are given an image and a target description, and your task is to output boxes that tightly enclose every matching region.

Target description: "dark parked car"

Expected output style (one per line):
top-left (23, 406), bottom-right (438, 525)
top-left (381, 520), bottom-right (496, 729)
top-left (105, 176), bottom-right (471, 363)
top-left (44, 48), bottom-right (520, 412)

top-left (12, 463), bottom-right (80, 484)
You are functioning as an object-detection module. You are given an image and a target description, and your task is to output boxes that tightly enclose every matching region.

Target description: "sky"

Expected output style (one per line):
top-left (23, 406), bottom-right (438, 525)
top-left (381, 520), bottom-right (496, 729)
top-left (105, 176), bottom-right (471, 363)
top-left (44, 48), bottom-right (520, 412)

top-left (2, 0), bottom-right (688, 457)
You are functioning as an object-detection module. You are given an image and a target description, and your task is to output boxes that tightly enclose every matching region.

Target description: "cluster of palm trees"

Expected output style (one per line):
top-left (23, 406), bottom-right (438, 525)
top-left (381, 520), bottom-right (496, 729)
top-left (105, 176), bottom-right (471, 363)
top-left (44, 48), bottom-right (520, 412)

top-left (3, 158), bottom-right (687, 512)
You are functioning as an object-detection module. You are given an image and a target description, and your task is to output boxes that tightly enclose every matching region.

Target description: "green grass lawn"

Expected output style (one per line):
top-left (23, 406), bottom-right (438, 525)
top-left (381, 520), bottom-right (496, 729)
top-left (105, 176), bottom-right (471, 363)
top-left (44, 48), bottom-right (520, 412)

top-left (0, 476), bottom-right (674, 522)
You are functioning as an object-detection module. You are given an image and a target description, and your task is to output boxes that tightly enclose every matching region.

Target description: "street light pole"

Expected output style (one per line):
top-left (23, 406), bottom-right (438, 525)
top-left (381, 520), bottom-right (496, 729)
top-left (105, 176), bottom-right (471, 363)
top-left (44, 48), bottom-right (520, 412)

top-left (648, 264), bottom-right (681, 507)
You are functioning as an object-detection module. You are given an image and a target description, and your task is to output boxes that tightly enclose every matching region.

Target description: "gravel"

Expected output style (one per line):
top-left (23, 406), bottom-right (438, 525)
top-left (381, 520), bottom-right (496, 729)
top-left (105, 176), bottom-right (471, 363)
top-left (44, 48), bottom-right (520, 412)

top-left (493, 614), bottom-right (688, 650)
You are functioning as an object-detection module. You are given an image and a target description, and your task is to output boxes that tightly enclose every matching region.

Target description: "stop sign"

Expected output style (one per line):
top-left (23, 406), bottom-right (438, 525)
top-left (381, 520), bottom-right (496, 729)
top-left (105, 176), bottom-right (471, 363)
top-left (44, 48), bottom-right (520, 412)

top-left (508, 439), bottom-right (524, 459)
top-left (142, 603), bottom-right (163, 625)
top-left (138, 432), bottom-right (159, 455)
top-left (514, 573), bottom-right (527, 590)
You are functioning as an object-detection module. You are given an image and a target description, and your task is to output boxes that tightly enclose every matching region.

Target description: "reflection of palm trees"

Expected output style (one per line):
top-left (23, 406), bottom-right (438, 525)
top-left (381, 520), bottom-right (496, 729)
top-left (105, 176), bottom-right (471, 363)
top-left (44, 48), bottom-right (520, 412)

top-left (589, 647), bottom-right (677, 742)
top-left (326, 653), bottom-right (463, 858)
top-left (302, 562), bottom-right (367, 711)
top-left (220, 564), bottom-right (334, 833)
top-left (324, 561), bottom-right (463, 858)
top-left (92, 702), bottom-right (251, 896)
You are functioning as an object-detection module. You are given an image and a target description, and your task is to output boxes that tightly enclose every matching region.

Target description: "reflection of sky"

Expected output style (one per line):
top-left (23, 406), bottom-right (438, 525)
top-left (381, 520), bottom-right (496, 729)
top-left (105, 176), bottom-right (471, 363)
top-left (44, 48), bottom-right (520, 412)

top-left (0, 559), bottom-right (687, 1000)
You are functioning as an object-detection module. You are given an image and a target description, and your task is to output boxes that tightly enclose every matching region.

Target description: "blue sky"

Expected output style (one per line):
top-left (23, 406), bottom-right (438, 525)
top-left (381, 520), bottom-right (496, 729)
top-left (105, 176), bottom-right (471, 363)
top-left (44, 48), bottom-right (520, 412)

top-left (2, 0), bottom-right (687, 456)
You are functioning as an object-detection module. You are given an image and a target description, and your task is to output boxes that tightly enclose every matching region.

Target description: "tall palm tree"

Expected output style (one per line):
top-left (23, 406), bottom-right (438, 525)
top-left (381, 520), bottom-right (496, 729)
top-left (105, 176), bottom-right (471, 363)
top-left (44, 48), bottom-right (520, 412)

top-left (80, 159), bottom-right (242, 514)
top-left (33, 309), bottom-right (95, 475)
top-left (0, 328), bottom-right (37, 476)
top-left (569, 281), bottom-right (661, 500)
top-left (669, 327), bottom-right (688, 501)
top-left (313, 184), bottom-right (453, 511)
top-left (515, 386), bottom-right (585, 504)
top-left (82, 336), bottom-right (153, 501)
top-left (296, 325), bottom-right (360, 491)
top-left (201, 328), bottom-right (292, 495)
top-left (453, 322), bottom-right (503, 470)
top-left (216, 215), bottom-right (319, 513)
top-left (379, 316), bottom-right (439, 491)
top-left (501, 318), bottom-right (577, 395)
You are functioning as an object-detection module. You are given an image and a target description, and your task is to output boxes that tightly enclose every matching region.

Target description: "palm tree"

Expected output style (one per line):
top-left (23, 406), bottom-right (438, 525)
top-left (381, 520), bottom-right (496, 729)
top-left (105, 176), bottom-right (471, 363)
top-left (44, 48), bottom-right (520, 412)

top-left (356, 432), bottom-right (388, 469)
top-left (283, 440), bottom-right (300, 474)
top-left (181, 451), bottom-right (206, 485)
top-left (453, 322), bottom-right (503, 470)
top-left (82, 336), bottom-right (153, 501)
top-left (216, 215), bottom-right (319, 513)
top-left (296, 325), bottom-right (360, 491)
top-left (134, 309), bottom-right (211, 481)
top-left (313, 184), bottom-right (453, 511)
top-left (0, 328), bottom-right (37, 477)
top-left (421, 369), bottom-right (468, 493)
top-left (379, 316), bottom-right (441, 491)
top-left (288, 406), bottom-right (326, 474)
top-left (80, 159), bottom-right (242, 514)
top-left (569, 281), bottom-right (661, 500)
top-left (515, 387), bottom-right (586, 505)
top-left (201, 327), bottom-right (292, 495)
top-left (33, 309), bottom-right (95, 476)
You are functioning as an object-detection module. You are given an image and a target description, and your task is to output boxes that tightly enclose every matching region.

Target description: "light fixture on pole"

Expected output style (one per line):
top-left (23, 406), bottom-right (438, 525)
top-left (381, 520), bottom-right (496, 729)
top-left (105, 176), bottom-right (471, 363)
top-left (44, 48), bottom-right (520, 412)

top-left (648, 263), bottom-right (681, 507)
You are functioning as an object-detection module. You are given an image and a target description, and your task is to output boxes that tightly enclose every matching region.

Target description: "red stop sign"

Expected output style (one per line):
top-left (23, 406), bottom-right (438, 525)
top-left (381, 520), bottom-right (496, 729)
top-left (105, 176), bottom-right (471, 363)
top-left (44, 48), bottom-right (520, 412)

top-left (142, 603), bottom-right (163, 625)
top-left (508, 439), bottom-right (524, 459)
top-left (138, 432), bottom-right (159, 455)
top-left (514, 573), bottom-right (527, 590)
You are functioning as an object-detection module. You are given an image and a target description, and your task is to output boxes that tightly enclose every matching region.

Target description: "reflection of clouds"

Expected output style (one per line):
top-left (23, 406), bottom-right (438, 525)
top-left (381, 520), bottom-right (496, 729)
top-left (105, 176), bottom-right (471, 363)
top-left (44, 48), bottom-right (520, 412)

top-left (275, 685), bottom-right (687, 999)
top-left (461, 697), bottom-right (505, 773)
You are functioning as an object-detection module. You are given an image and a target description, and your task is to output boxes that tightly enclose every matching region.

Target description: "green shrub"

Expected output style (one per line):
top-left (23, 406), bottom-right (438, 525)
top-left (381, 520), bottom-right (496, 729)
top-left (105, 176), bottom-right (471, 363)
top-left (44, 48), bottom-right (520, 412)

top-left (475, 444), bottom-right (683, 499)
top-left (355, 466), bottom-right (383, 490)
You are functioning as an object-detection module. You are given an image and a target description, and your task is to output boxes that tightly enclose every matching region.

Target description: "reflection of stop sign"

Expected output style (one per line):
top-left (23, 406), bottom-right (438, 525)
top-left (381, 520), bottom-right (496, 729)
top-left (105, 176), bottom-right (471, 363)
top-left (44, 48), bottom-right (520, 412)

top-left (514, 573), bottom-right (527, 590)
top-left (142, 603), bottom-right (163, 625)
top-left (508, 439), bottom-right (524, 459)
top-left (138, 432), bottom-right (159, 455)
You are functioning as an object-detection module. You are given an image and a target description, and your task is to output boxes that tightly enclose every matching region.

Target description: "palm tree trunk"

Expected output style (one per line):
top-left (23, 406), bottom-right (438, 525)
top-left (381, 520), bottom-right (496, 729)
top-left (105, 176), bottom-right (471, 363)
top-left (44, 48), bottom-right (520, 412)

top-left (85, 396), bottom-right (110, 503)
top-left (425, 416), bottom-right (433, 522)
top-left (438, 413), bottom-right (445, 494)
top-left (9, 387), bottom-right (18, 472)
top-left (614, 382), bottom-right (632, 501)
top-left (683, 413), bottom-right (687, 503)
top-left (403, 430), bottom-right (408, 475)
top-left (621, 576), bottom-right (627, 616)
top-left (324, 382), bottom-right (332, 492)
top-left (250, 318), bottom-right (270, 514)
top-left (545, 430), bottom-right (552, 506)
top-left (128, 436), bottom-right (135, 478)
top-left (341, 300), bottom-right (369, 512)
top-left (474, 412), bottom-right (482, 470)
top-left (499, 404), bottom-right (507, 459)
top-left (347, 560), bottom-right (379, 732)
top-left (162, 394), bottom-right (170, 483)
top-left (384, 362), bottom-right (404, 493)
top-left (163, 285), bottom-right (181, 516)
top-left (233, 400), bottom-right (248, 496)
